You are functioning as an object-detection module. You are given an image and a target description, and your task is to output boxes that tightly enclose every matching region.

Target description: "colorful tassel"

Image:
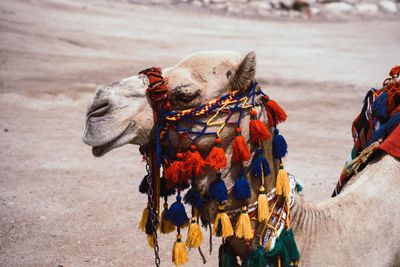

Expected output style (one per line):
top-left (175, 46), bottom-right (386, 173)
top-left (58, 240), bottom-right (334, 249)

top-left (165, 195), bottom-right (189, 228)
top-left (185, 217), bottom-right (203, 248)
top-left (206, 138), bottom-right (227, 170)
top-left (276, 163), bottom-right (290, 198)
top-left (273, 128), bottom-right (288, 159)
top-left (172, 234), bottom-right (188, 266)
top-left (138, 175), bottom-right (148, 194)
top-left (159, 202), bottom-right (175, 234)
top-left (184, 188), bottom-right (204, 211)
top-left (164, 153), bottom-right (188, 189)
top-left (209, 173), bottom-right (228, 202)
top-left (257, 186), bottom-right (270, 222)
top-left (235, 206), bottom-right (254, 240)
top-left (139, 206), bottom-right (149, 233)
top-left (213, 204), bottom-right (234, 238)
top-left (232, 128), bottom-right (251, 162)
top-left (281, 228), bottom-right (301, 264)
top-left (147, 234), bottom-right (155, 248)
top-left (184, 144), bottom-right (206, 176)
top-left (249, 109), bottom-right (271, 143)
top-left (160, 177), bottom-right (177, 197)
top-left (250, 148), bottom-right (271, 177)
top-left (263, 95), bottom-right (287, 126)
top-left (233, 176), bottom-right (251, 200)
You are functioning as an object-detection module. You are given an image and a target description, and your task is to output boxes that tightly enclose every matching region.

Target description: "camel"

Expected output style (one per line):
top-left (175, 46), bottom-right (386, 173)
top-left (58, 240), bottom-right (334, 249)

top-left (83, 51), bottom-right (400, 266)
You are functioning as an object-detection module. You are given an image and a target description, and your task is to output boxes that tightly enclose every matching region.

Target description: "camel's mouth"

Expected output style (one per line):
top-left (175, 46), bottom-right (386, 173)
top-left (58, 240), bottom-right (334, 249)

top-left (90, 123), bottom-right (133, 157)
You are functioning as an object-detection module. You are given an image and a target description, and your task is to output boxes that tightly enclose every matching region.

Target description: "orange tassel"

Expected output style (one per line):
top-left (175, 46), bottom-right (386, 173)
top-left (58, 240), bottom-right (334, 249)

top-left (232, 128), bottom-right (251, 162)
top-left (249, 110), bottom-right (271, 143)
top-left (263, 95), bottom-right (287, 126)
top-left (184, 145), bottom-right (206, 176)
top-left (164, 153), bottom-right (188, 188)
top-left (206, 138), bottom-right (227, 170)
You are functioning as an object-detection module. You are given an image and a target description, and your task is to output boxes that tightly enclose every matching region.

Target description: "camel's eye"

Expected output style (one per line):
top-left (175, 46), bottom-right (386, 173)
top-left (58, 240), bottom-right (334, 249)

top-left (226, 70), bottom-right (232, 79)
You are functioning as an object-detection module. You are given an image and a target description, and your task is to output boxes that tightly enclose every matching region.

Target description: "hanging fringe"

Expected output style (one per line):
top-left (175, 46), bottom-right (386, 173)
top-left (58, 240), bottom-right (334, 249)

top-left (263, 95), bottom-right (287, 126)
top-left (164, 153), bottom-right (188, 188)
top-left (213, 204), bottom-right (234, 238)
top-left (232, 128), bottom-right (251, 162)
top-left (249, 109), bottom-right (271, 143)
top-left (172, 234), bottom-right (188, 266)
top-left (160, 176), bottom-right (177, 197)
top-left (273, 128), bottom-right (288, 159)
top-left (235, 206), bottom-right (254, 240)
top-left (184, 188), bottom-right (204, 211)
top-left (209, 173), bottom-right (228, 202)
top-left (186, 216), bottom-right (203, 248)
top-left (250, 148), bottom-right (271, 177)
top-left (257, 186), bottom-right (270, 222)
top-left (276, 163), bottom-right (290, 198)
top-left (184, 144), bottom-right (206, 176)
top-left (233, 176), bottom-right (251, 200)
top-left (165, 195), bottom-right (189, 228)
top-left (138, 175), bottom-right (149, 194)
top-left (281, 228), bottom-right (301, 265)
top-left (147, 234), bottom-right (155, 248)
top-left (159, 202), bottom-right (176, 234)
top-left (139, 206), bottom-right (149, 233)
top-left (206, 138), bottom-right (227, 170)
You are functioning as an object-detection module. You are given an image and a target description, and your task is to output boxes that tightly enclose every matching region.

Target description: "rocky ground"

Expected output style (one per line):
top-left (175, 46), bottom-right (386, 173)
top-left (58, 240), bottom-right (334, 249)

top-left (129, 0), bottom-right (400, 20)
top-left (0, 0), bottom-right (399, 266)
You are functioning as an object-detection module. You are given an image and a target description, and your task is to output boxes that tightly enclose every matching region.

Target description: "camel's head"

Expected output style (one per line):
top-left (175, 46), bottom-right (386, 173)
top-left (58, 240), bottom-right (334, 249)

top-left (83, 50), bottom-right (256, 156)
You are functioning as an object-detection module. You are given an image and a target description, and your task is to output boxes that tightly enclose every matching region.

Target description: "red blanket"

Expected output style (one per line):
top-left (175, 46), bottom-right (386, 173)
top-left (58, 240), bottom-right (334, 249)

top-left (379, 124), bottom-right (400, 158)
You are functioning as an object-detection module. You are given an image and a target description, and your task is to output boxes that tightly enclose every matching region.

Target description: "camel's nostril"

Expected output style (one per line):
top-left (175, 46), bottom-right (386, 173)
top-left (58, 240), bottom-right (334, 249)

top-left (87, 100), bottom-right (111, 117)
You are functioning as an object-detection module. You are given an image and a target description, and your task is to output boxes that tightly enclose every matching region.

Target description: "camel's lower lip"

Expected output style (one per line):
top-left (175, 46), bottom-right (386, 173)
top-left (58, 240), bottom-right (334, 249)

top-left (90, 123), bottom-right (132, 157)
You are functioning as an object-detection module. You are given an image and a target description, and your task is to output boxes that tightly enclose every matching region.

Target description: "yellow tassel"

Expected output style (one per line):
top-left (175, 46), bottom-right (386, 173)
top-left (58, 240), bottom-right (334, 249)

top-left (257, 186), bottom-right (270, 222)
top-left (276, 163), bottom-right (290, 198)
top-left (213, 204), bottom-right (234, 238)
top-left (172, 234), bottom-right (188, 266)
top-left (159, 202), bottom-right (176, 234)
top-left (139, 207), bottom-right (148, 232)
top-left (185, 217), bottom-right (203, 248)
top-left (147, 235), bottom-right (155, 248)
top-left (235, 206), bottom-right (254, 240)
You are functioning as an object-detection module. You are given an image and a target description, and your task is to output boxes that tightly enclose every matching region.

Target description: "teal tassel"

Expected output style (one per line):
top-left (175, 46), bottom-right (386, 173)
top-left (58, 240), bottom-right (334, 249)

top-left (265, 237), bottom-right (290, 266)
top-left (218, 243), bottom-right (237, 267)
top-left (281, 229), bottom-right (300, 262)
top-left (241, 246), bottom-right (266, 267)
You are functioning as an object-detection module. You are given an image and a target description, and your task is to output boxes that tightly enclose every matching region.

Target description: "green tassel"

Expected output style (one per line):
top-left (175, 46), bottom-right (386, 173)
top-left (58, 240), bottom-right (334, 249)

top-left (265, 237), bottom-right (290, 266)
top-left (218, 242), bottom-right (237, 267)
top-left (281, 228), bottom-right (300, 262)
top-left (241, 246), bottom-right (266, 267)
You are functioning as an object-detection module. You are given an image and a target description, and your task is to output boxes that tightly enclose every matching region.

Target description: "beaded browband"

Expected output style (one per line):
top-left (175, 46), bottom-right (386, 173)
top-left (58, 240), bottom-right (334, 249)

top-left (137, 67), bottom-right (300, 267)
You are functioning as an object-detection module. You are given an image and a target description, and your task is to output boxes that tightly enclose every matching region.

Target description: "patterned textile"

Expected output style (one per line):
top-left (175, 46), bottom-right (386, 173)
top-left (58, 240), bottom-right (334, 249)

top-left (332, 67), bottom-right (400, 197)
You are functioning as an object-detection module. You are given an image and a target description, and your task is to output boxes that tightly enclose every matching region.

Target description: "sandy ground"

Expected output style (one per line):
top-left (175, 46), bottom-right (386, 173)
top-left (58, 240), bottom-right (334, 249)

top-left (0, 0), bottom-right (399, 266)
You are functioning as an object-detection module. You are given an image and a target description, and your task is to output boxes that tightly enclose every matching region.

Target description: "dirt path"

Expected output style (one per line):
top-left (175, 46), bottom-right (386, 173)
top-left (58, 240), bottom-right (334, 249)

top-left (0, 0), bottom-right (399, 266)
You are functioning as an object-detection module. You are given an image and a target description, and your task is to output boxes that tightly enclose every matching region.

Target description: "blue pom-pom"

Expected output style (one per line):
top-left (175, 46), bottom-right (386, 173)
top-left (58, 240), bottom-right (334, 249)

top-left (250, 149), bottom-right (271, 177)
top-left (233, 176), bottom-right (251, 200)
top-left (372, 92), bottom-right (388, 121)
top-left (165, 195), bottom-right (188, 227)
top-left (273, 128), bottom-right (288, 159)
top-left (209, 176), bottom-right (228, 202)
top-left (184, 189), bottom-right (204, 210)
top-left (369, 112), bottom-right (400, 145)
top-left (139, 175), bottom-right (148, 194)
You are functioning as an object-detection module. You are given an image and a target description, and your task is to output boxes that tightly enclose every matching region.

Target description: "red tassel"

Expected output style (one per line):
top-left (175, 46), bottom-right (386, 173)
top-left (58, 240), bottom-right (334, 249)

top-left (232, 128), bottom-right (251, 162)
top-left (263, 95), bottom-right (287, 126)
top-left (249, 110), bottom-right (271, 143)
top-left (164, 153), bottom-right (188, 188)
top-left (184, 145), bottom-right (206, 176)
top-left (206, 138), bottom-right (227, 170)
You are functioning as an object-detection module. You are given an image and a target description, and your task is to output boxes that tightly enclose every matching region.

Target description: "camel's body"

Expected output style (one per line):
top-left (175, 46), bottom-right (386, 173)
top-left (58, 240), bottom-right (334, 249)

top-left (83, 50), bottom-right (400, 266)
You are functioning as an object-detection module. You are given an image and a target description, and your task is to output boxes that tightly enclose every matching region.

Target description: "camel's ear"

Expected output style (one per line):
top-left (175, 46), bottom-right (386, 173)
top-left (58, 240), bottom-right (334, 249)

top-left (228, 52), bottom-right (256, 91)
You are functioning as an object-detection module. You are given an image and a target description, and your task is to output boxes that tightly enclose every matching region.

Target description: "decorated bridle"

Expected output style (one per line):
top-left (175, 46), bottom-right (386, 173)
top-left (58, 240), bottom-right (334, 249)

top-left (137, 67), bottom-right (300, 267)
